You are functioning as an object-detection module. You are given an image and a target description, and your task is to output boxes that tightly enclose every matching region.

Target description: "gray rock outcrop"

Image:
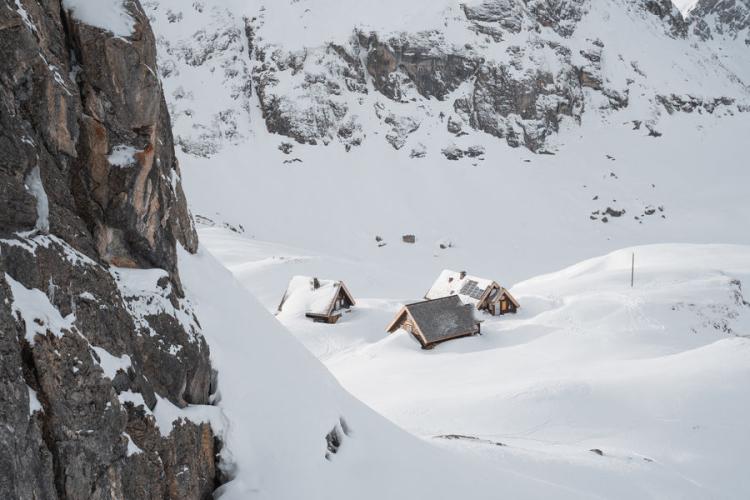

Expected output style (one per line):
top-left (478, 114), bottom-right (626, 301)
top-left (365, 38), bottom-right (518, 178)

top-left (688, 0), bottom-right (750, 43)
top-left (243, 0), bottom-right (704, 153)
top-left (146, 0), bottom-right (749, 160)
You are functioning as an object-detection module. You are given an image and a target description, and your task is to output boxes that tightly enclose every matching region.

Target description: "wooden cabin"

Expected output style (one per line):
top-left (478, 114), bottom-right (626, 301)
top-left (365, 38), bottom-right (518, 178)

top-left (386, 295), bottom-right (481, 349)
top-left (425, 269), bottom-right (520, 316)
top-left (277, 276), bottom-right (355, 324)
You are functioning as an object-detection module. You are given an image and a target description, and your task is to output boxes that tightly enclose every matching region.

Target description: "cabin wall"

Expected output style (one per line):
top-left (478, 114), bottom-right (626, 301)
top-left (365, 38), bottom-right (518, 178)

top-left (423, 328), bottom-right (479, 349)
top-left (395, 317), bottom-right (418, 336)
top-left (489, 296), bottom-right (517, 315)
top-left (306, 313), bottom-right (341, 323)
top-left (476, 284), bottom-right (499, 314)
top-left (388, 316), bottom-right (406, 333)
top-left (332, 290), bottom-right (354, 312)
top-left (389, 315), bottom-right (428, 347)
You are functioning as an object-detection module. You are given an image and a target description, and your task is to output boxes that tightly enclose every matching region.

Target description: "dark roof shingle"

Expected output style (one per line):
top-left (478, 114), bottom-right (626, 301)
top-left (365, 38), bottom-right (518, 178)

top-left (406, 295), bottom-right (478, 345)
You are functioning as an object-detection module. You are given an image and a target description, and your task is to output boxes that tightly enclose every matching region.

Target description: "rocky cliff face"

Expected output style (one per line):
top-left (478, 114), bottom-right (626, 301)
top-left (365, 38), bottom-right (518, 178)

top-left (688, 0), bottom-right (750, 42)
top-left (150, 0), bottom-right (749, 159)
top-left (1, 1), bottom-right (218, 498)
top-left (246, 2), bottom-right (594, 153)
top-left (242, 0), bottom-right (748, 152)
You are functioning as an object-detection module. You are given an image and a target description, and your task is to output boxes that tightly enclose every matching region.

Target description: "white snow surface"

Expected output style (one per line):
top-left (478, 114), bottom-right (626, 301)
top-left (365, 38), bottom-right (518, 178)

top-left (117, 388), bottom-right (226, 439)
top-left (27, 386), bottom-right (42, 415)
top-left (123, 432), bottom-right (143, 457)
top-left (6, 274), bottom-right (77, 344)
top-left (91, 346), bottom-right (132, 380)
top-left (24, 166), bottom-right (49, 233)
top-left (107, 145), bottom-right (139, 168)
top-left (177, 245), bottom-right (584, 499)
top-left (199, 231), bottom-right (750, 499)
top-left (673, 0), bottom-right (699, 15)
top-left (0, 234), bottom-right (97, 268)
top-left (110, 266), bottom-right (200, 344)
top-left (13, 0), bottom-right (37, 34)
top-left (62, 0), bottom-right (134, 37)
top-left (246, 0), bottom-right (461, 49)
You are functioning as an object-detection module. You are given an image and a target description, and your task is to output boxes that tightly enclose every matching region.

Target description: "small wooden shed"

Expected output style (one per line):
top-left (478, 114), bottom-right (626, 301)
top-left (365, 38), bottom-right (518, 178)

top-left (277, 276), bottom-right (355, 324)
top-left (386, 295), bottom-right (481, 349)
top-left (425, 269), bottom-right (520, 316)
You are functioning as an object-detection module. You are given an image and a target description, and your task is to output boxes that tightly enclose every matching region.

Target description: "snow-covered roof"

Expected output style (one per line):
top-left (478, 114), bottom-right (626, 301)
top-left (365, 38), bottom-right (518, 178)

top-left (397, 295), bottom-right (479, 346)
top-left (424, 269), bottom-right (499, 306)
top-left (278, 276), bottom-right (353, 317)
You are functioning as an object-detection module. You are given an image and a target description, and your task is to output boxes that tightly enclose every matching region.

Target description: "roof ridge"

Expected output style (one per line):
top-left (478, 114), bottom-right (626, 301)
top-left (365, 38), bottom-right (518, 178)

top-left (405, 295), bottom-right (460, 308)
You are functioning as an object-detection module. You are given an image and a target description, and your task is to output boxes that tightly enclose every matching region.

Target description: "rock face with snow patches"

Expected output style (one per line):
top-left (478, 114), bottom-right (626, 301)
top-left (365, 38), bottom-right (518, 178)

top-left (151, 0), bottom-right (749, 157)
top-left (0, 1), bottom-right (217, 498)
top-left (688, 0), bottom-right (750, 42)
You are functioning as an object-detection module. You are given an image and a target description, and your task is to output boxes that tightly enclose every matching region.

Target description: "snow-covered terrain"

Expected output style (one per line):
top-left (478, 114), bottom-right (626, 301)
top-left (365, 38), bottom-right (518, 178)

top-left (144, 0), bottom-right (750, 284)
top-left (178, 243), bottom-right (590, 500)
top-left (200, 229), bottom-right (750, 499)
top-left (138, 0), bottom-right (750, 498)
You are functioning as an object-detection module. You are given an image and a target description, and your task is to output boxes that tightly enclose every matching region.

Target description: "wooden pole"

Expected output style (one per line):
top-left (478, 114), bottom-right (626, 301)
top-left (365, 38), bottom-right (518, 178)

top-left (631, 252), bottom-right (635, 288)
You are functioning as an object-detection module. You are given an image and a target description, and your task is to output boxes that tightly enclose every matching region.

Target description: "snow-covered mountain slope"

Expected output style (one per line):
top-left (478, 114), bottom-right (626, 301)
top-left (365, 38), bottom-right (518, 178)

top-left (687, 0), bottom-right (750, 82)
top-left (200, 229), bottom-right (750, 499)
top-left (147, 0), bottom-right (749, 156)
top-left (689, 0), bottom-right (750, 43)
top-left (142, 0), bottom-right (750, 288)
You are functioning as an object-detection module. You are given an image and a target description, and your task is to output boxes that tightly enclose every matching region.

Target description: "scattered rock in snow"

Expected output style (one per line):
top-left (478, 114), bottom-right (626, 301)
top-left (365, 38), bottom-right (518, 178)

top-left (442, 145), bottom-right (485, 160)
top-left (646, 123), bottom-right (663, 137)
top-left (447, 116), bottom-right (464, 135)
top-left (409, 143), bottom-right (427, 158)
top-left (438, 239), bottom-right (454, 250)
top-left (434, 434), bottom-right (506, 447)
top-left (378, 107), bottom-right (421, 150)
top-left (441, 146), bottom-right (464, 161)
top-left (324, 417), bottom-right (350, 460)
top-left (604, 207), bottom-right (626, 218)
top-left (466, 145), bottom-right (485, 158)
